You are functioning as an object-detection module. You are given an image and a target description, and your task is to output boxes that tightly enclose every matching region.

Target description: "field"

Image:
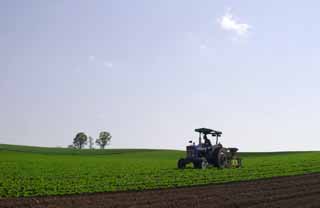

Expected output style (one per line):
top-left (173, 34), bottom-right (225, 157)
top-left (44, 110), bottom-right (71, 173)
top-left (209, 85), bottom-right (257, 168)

top-left (3, 173), bottom-right (320, 208)
top-left (1, 144), bottom-right (320, 198)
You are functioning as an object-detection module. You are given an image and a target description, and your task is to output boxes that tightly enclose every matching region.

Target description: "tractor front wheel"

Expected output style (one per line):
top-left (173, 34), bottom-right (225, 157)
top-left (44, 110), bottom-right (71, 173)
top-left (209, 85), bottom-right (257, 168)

top-left (178, 158), bottom-right (186, 169)
top-left (193, 159), bottom-right (208, 169)
top-left (200, 160), bottom-right (208, 169)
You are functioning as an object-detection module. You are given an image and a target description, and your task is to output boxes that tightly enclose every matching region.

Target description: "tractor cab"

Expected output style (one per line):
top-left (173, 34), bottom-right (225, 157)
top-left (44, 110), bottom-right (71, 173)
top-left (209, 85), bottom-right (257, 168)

top-left (194, 128), bottom-right (222, 146)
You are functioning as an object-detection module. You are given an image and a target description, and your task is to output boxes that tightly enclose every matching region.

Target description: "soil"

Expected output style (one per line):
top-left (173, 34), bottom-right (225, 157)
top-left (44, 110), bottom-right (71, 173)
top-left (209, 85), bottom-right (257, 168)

top-left (1, 173), bottom-right (320, 208)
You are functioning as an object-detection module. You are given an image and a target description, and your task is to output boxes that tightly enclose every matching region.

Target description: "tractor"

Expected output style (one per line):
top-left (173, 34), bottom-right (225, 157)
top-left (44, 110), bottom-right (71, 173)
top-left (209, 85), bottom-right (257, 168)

top-left (177, 128), bottom-right (242, 169)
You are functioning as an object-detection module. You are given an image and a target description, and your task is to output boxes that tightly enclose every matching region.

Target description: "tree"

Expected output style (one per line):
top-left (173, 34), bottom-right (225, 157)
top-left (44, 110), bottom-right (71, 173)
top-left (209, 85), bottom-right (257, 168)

top-left (73, 132), bottom-right (87, 149)
top-left (96, 131), bottom-right (111, 149)
top-left (88, 136), bottom-right (94, 149)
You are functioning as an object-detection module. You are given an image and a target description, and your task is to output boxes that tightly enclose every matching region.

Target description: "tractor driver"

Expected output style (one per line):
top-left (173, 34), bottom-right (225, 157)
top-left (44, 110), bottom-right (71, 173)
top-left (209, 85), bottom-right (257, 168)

top-left (203, 134), bottom-right (212, 147)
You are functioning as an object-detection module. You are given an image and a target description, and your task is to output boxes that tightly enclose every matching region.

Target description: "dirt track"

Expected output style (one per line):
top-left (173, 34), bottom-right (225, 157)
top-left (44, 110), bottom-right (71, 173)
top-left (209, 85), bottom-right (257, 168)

top-left (1, 173), bottom-right (320, 208)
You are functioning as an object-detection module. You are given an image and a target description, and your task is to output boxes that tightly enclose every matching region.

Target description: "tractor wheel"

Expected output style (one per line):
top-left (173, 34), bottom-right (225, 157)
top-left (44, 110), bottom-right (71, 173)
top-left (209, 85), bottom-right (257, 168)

top-left (200, 160), bottom-right (208, 169)
top-left (178, 158), bottom-right (186, 169)
top-left (193, 159), bottom-right (208, 169)
top-left (213, 148), bottom-right (228, 168)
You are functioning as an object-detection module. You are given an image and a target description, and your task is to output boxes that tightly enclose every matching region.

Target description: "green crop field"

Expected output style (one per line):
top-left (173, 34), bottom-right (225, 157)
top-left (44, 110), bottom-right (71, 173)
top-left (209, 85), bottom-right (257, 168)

top-left (1, 144), bottom-right (320, 198)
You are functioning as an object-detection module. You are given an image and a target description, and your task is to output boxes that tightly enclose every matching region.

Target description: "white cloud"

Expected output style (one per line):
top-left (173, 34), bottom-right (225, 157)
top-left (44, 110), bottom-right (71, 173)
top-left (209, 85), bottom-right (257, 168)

top-left (218, 11), bottom-right (251, 36)
top-left (103, 61), bottom-right (113, 68)
top-left (89, 55), bottom-right (95, 61)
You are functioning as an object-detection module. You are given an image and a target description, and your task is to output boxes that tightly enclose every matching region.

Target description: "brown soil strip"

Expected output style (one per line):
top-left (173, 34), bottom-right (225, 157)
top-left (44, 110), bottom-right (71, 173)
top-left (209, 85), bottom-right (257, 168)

top-left (1, 173), bottom-right (320, 208)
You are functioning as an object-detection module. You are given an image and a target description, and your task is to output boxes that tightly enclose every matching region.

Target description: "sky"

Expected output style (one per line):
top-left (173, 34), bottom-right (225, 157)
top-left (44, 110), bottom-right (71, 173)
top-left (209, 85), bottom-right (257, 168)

top-left (1, 1), bottom-right (320, 151)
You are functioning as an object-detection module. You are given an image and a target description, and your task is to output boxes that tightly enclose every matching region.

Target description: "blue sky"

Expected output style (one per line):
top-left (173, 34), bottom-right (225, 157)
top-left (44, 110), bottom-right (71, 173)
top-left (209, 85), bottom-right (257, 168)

top-left (1, 1), bottom-right (320, 151)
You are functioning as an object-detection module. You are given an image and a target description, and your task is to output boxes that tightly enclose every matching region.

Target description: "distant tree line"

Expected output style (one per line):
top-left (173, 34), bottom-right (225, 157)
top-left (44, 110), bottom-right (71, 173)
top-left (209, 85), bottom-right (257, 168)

top-left (69, 131), bottom-right (112, 149)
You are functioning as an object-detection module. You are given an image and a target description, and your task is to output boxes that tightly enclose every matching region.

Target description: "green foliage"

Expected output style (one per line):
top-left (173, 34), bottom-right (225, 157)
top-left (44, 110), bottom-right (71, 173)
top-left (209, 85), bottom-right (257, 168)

top-left (0, 144), bottom-right (320, 198)
top-left (95, 131), bottom-right (111, 149)
top-left (73, 132), bottom-right (87, 149)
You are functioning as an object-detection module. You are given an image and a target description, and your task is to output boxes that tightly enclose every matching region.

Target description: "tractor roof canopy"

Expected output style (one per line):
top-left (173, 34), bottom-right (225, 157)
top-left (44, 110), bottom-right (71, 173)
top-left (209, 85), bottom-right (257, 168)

top-left (195, 128), bottom-right (213, 134)
top-left (194, 128), bottom-right (222, 136)
top-left (212, 132), bottom-right (222, 137)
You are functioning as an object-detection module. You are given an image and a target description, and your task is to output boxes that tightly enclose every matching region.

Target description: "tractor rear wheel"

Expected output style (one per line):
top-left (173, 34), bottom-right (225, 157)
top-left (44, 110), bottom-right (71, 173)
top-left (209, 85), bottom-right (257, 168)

top-left (178, 158), bottom-right (186, 169)
top-left (213, 148), bottom-right (228, 168)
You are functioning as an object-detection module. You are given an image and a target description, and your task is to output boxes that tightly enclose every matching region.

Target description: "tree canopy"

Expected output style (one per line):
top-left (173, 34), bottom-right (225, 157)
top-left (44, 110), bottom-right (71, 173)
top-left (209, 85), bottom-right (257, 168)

top-left (73, 132), bottom-right (88, 149)
top-left (96, 131), bottom-right (111, 149)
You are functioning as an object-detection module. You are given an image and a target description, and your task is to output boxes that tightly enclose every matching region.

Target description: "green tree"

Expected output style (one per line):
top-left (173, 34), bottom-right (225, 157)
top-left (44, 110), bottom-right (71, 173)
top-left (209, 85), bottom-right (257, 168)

top-left (96, 131), bottom-right (111, 149)
top-left (73, 132), bottom-right (87, 149)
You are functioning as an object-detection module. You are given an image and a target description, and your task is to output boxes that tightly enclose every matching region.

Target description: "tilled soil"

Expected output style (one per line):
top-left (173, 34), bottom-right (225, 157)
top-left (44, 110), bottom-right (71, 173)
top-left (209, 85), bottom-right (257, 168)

top-left (1, 173), bottom-right (320, 208)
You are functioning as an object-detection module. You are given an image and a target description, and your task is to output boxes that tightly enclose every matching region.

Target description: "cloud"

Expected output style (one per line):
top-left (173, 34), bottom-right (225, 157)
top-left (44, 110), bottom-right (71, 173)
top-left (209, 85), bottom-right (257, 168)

top-left (89, 56), bottom-right (95, 61)
top-left (103, 61), bottom-right (113, 68)
top-left (218, 11), bottom-right (251, 36)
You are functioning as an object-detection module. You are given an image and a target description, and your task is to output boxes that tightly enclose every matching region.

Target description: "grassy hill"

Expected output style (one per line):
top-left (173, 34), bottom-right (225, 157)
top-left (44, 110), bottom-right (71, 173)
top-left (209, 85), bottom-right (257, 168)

top-left (0, 144), bottom-right (320, 198)
top-left (0, 144), bottom-right (161, 155)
